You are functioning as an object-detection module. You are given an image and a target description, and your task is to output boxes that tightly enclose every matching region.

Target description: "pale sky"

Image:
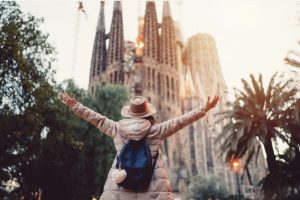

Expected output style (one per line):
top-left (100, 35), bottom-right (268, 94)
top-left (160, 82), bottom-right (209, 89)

top-left (17, 0), bottom-right (300, 92)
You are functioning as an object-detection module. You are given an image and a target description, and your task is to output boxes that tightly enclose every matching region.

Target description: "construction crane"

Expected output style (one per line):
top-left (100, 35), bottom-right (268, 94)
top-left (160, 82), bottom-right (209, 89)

top-left (285, 50), bottom-right (300, 69)
top-left (71, 1), bottom-right (87, 78)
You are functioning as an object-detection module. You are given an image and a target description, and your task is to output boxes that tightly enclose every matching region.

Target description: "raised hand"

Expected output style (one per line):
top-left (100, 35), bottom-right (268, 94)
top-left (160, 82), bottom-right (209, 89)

top-left (58, 91), bottom-right (77, 108)
top-left (204, 95), bottom-right (219, 112)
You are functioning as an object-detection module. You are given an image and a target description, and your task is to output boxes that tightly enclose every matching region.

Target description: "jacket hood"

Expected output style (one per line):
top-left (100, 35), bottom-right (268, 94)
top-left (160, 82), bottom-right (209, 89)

top-left (119, 118), bottom-right (151, 141)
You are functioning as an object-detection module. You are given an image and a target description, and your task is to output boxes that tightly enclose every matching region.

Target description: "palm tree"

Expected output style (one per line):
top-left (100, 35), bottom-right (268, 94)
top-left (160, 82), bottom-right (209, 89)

top-left (216, 72), bottom-right (299, 199)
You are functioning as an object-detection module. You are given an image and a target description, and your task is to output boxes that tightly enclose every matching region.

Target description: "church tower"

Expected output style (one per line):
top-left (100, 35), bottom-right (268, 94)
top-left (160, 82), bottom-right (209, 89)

top-left (159, 1), bottom-right (180, 107)
top-left (143, 2), bottom-right (159, 61)
top-left (158, 1), bottom-right (182, 189)
top-left (106, 1), bottom-right (124, 84)
top-left (141, 1), bottom-right (160, 107)
top-left (87, 1), bottom-right (265, 197)
top-left (138, 3), bottom-right (182, 186)
top-left (160, 1), bottom-right (177, 69)
top-left (88, 1), bottom-right (106, 94)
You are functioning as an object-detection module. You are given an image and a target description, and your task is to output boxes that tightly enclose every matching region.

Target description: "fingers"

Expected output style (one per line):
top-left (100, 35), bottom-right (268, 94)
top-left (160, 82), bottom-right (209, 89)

top-left (58, 92), bottom-right (63, 100)
top-left (59, 92), bottom-right (67, 102)
top-left (65, 92), bottom-right (77, 101)
top-left (211, 96), bottom-right (219, 108)
top-left (71, 94), bottom-right (77, 101)
top-left (206, 96), bottom-right (210, 105)
top-left (215, 95), bottom-right (220, 103)
top-left (204, 95), bottom-right (219, 112)
top-left (62, 92), bottom-right (69, 102)
top-left (59, 91), bottom-right (77, 107)
top-left (58, 91), bottom-right (73, 102)
top-left (213, 95), bottom-right (219, 104)
top-left (58, 93), bottom-right (68, 105)
top-left (211, 95), bottom-right (218, 106)
top-left (63, 91), bottom-right (71, 99)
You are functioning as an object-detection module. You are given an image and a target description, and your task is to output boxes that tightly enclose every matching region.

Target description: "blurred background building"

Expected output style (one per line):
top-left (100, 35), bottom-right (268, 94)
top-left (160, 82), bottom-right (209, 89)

top-left (88, 1), bottom-right (266, 198)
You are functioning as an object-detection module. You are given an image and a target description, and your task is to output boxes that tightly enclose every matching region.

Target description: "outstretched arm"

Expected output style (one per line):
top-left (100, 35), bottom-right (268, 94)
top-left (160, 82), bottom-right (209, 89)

top-left (157, 95), bottom-right (219, 139)
top-left (59, 91), bottom-right (118, 138)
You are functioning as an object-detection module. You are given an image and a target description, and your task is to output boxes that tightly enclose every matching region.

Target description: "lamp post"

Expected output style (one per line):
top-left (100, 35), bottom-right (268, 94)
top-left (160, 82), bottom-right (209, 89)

top-left (231, 160), bottom-right (242, 200)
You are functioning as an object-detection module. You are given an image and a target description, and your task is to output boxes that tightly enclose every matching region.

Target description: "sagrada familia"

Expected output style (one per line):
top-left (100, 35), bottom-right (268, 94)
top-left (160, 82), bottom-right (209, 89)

top-left (88, 1), bottom-right (266, 198)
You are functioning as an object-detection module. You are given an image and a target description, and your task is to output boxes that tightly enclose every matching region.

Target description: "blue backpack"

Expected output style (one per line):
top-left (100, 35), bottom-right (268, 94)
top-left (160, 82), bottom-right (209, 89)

top-left (116, 137), bottom-right (159, 190)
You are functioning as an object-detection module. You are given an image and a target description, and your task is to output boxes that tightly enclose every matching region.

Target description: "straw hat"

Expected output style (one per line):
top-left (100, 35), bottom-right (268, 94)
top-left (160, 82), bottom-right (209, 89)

top-left (121, 96), bottom-right (157, 118)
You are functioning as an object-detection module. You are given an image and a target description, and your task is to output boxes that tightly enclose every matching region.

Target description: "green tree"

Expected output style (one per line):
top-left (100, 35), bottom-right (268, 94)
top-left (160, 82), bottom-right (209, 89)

top-left (261, 146), bottom-right (300, 200)
top-left (216, 72), bottom-right (300, 199)
top-left (187, 175), bottom-right (230, 200)
top-left (35, 81), bottom-right (128, 200)
top-left (261, 97), bottom-right (300, 199)
top-left (0, 1), bottom-right (55, 199)
top-left (84, 84), bottom-right (128, 197)
top-left (0, 1), bottom-right (129, 199)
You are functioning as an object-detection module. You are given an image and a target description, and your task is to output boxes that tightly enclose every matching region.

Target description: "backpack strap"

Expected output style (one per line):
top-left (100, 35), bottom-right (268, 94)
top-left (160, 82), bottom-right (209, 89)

top-left (117, 141), bottom-right (129, 169)
top-left (151, 151), bottom-right (159, 173)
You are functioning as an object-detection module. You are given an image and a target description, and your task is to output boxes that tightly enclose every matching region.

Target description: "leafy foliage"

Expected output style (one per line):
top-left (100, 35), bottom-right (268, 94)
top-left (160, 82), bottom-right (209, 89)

top-left (0, 1), bottom-right (55, 198)
top-left (261, 146), bottom-right (300, 200)
top-left (35, 81), bottom-right (129, 200)
top-left (216, 72), bottom-right (300, 199)
top-left (0, 1), bottom-right (129, 199)
top-left (0, 1), bottom-right (55, 113)
top-left (187, 175), bottom-right (233, 200)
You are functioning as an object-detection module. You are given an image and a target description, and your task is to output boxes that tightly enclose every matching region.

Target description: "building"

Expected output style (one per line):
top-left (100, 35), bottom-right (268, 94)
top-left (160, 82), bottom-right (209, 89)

top-left (88, 1), bottom-right (266, 198)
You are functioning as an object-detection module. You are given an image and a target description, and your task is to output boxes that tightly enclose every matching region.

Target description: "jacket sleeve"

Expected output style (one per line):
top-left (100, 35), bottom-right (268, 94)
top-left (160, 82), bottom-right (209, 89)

top-left (71, 102), bottom-right (118, 138)
top-left (157, 106), bottom-right (206, 139)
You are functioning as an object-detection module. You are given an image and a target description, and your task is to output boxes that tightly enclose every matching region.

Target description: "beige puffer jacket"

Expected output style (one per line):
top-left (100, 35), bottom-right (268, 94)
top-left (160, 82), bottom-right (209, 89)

top-left (71, 102), bottom-right (206, 200)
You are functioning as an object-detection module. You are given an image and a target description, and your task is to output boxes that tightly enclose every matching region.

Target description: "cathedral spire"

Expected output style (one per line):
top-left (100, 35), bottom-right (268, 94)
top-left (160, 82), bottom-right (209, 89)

top-left (113, 0), bottom-right (122, 11)
top-left (163, 1), bottom-right (172, 17)
top-left (143, 1), bottom-right (159, 61)
top-left (97, 1), bottom-right (105, 32)
top-left (90, 1), bottom-right (106, 79)
top-left (107, 1), bottom-right (124, 68)
top-left (160, 1), bottom-right (177, 68)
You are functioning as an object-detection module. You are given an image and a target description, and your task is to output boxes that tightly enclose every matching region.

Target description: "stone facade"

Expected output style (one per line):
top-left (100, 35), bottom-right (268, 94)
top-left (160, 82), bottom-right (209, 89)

top-left (88, 1), bottom-right (266, 198)
top-left (140, 3), bottom-right (183, 188)
top-left (182, 34), bottom-right (266, 198)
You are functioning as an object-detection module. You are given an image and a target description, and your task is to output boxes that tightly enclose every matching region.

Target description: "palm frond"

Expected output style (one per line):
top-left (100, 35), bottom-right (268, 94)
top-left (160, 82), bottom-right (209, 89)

top-left (250, 74), bottom-right (265, 106)
top-left (216, 71), bottom-right (299, 174)
top-left (266, 72), bottom-right (278, 108)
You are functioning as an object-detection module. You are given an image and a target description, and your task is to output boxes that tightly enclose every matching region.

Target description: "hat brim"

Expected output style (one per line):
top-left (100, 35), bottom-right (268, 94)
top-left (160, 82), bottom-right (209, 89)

top-left (121, 103), bottom-right (157, 118)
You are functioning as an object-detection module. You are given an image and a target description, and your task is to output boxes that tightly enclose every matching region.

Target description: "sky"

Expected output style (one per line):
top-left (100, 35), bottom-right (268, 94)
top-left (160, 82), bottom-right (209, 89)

top-left (16, 0), bottom-right (300, 92)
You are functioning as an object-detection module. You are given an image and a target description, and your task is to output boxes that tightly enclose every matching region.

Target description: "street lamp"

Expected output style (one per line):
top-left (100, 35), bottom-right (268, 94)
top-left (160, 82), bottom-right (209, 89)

top-left (231, 159), bottom-right (242, 200)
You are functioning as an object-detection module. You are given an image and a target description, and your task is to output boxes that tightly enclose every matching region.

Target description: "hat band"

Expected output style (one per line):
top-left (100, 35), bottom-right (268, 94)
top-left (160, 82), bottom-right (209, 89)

top-left (128, 108), bottom-right (148, 116)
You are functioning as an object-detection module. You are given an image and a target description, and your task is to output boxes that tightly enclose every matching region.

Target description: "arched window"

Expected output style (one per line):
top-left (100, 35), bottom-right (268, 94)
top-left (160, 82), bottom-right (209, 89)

top-left (161, 75), bottom-right (164, 100)
top-left (166, 76), bottom-right (170, 101)
top-left (176, 80), bottom-right (180, 104)
top-left (147, 67), bottom-right (151, 90)
top-left (158, 73), bottom-right (161, 95)
top-left (119, 70), bottom-right (123, 83)
top-left (152, 69), bottom-right (155, 91)
top-left (166, 76), bottom-right (169, 89)
top-left (91, 86), bottom-right (94, 94)
top-left (114, 71), bottom-right (118, 83)
top-left (171, 77), bottom-right (175, 102)
top-left (148, 67), bottom-right (151, 79)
